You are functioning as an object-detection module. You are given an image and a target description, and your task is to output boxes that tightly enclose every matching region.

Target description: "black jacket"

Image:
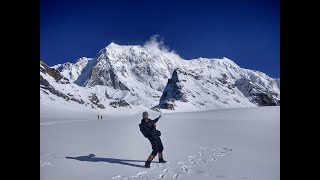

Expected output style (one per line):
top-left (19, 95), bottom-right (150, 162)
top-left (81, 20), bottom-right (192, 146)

top-left (139, 117), bottom-right (160, 138)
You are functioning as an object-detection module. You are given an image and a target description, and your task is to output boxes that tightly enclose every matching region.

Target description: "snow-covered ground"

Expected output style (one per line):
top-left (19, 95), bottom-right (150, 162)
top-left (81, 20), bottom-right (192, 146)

top-left (40, 105), bottom-right (279, 180)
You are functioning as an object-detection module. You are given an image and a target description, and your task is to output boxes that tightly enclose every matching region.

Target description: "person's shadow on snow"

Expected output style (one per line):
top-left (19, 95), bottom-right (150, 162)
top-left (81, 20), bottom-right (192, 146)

top-left (65, 154), bottom-right (145, 168)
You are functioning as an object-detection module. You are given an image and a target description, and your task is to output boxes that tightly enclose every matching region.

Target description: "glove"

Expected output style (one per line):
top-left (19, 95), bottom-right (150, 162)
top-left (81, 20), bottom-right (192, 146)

top-left (157, 130), bottom-right (161, 136)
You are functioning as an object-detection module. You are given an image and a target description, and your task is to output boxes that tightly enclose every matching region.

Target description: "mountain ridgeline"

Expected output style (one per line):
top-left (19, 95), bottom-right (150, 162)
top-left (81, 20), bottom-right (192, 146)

top-left (41, 42), bottom-right (280, 111)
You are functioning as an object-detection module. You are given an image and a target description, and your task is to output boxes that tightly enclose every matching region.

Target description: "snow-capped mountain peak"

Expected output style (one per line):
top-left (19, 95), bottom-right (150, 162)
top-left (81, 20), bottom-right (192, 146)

top-left (45, 39), bottom-right (279, 112)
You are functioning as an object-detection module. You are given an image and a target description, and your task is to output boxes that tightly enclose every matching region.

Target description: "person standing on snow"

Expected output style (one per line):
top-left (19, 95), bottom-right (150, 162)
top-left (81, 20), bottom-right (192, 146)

top-left (98, 115), bottom-right (100, 119)
top-left (139, 111), bottom-right (166, 168)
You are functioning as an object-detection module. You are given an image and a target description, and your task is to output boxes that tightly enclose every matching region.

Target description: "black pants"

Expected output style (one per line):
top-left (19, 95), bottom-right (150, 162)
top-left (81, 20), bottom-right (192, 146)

top-left (148, 136), bottom-right (164, 156)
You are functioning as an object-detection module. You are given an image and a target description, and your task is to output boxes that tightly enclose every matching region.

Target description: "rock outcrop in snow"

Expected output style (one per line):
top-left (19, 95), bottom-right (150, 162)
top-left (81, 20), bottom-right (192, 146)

top-left (109, 99), bottom-right (131, 108)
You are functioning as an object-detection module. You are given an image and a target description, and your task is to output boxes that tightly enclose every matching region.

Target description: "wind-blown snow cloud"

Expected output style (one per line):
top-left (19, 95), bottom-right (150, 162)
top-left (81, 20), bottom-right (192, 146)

top-left (143, 34), bottom-right (180, 59)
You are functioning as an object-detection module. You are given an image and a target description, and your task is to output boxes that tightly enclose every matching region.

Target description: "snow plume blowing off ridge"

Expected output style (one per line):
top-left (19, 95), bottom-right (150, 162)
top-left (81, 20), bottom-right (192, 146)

top-left (143, 34), bottom-right (181, 59)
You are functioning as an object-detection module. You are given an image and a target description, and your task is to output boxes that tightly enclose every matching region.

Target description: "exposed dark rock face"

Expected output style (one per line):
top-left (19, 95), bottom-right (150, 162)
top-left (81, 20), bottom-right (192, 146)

top-left (89, 93), bottom-right (105, 109)
top-left (235, 78), bottom-right (280, 106)
top-left (109, 99), bottom-right (131, 108)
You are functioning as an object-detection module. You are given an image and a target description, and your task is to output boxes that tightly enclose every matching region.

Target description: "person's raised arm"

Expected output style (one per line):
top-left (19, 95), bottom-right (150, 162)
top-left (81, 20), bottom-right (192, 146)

top-left (153, 114), bottom-right (162, 123)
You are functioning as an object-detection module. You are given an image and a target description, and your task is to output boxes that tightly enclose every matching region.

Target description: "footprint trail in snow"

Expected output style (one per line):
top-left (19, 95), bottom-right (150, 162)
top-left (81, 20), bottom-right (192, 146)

top-left (111, 146), bottom-right (232, 179)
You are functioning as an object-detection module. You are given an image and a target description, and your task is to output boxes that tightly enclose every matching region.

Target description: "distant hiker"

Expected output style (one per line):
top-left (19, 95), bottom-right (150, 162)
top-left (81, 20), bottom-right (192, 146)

top-left (98, 115), bottom-right (100, 119)
top-left (139, 111), bottom-right (166, 168)
top-left (101, 115), bottom-right (102, 120)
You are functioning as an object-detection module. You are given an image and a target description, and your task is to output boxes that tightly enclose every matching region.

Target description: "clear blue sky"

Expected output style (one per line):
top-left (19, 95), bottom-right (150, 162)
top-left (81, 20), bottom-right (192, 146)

top-left (40, 0), bottom-right (279, 78)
